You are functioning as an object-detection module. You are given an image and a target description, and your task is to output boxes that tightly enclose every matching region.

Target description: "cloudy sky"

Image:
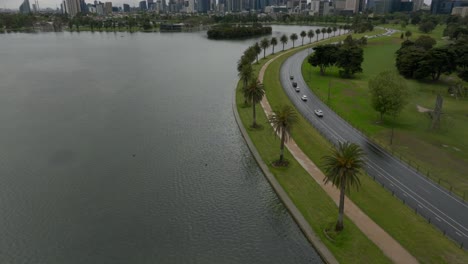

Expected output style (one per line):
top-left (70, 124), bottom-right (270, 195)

top-left (3, 0), bottom-right (432, 11)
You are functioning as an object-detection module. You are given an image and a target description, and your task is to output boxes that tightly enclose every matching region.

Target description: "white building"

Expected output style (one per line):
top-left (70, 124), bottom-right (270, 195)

top-left (452, 6), bottom-right (468, 17)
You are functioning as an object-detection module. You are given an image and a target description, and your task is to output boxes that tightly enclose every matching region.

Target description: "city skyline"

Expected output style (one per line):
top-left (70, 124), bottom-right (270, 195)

top-left (1, 0), bottom-right (433, 10)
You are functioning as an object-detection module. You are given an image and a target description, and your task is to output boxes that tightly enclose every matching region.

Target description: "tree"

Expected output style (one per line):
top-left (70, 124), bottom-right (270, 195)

top-left (300, 30), bottom-right (306, 46)
top-left (243, 80), bottom-right (265, 128)
top-left (327, 27), bottom-right (332, 37)
top-left (238, 63), bottom-right (253, 101)
top-left (322, 141), bottom-right (365, 231)
top-left (333, 26), bottom-right (337, 36)
top-left (369, 71), bottom-right (409, 121)
top-left (253, 42), bottom-right (261, 63)
top-left (268, 105), bottom-right (298, 165)
top-left (416, 47), bottom-right (456, 81)
top-left (336, 44), bottom-right (364, 78)
top-left (280, 34), bottom-right (288, 51)
top-left (308, 44), bottom-right (339, 75)
top-left (307, 29), bottom-right (314, 43)
top-left (396, 45), bottom-right (426, 78)
top-left (316, 28), bottom-right (321, 42)
top-left (419, 21), bottom-right (436, 33)
top-left (321, 27), bottom-right (326, 39)
top-left (260, 37), bottom-right (270, 59)
top-left (290, 33), bottom-right (298, 48)
top-left (414, 35), bottom-right (436, 50)
top-left (339, 25), bottom-right (343, 35)
top-left (270, 37), bottom-right (278, 54)
top-left (405, 30), bottom-right (412, 40)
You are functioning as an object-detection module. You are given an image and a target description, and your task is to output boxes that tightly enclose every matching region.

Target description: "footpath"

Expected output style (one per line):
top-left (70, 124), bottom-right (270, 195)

top-left (256, 53), bottom-right (419, 264)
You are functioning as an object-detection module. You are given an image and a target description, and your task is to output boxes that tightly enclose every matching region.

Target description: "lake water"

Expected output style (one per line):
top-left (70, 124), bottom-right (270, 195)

top-left (0, 25), bottom-right (325, 263)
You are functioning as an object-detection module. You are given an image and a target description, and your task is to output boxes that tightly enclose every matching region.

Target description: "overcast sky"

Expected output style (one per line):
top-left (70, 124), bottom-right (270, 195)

top-left (2, 0), bottom-right (432, 11)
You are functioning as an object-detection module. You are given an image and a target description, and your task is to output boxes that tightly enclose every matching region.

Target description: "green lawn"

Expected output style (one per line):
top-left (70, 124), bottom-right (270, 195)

top-left (236, 29), bottom-right (468, 263)
top-left (301, 25), bottom-right (468, 198)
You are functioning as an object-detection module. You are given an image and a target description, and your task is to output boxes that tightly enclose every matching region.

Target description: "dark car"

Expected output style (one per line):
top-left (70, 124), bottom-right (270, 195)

top-left (290, 75), bottom-right (294, 80)
top-left (292, 81), bottom-right (297, 88)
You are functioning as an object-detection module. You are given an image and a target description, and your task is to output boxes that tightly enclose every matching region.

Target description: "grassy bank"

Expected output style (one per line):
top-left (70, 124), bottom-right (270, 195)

top-left (237, 29), bottom-right (468, 263)
top-left (301, 25), bottom-right (468, 198)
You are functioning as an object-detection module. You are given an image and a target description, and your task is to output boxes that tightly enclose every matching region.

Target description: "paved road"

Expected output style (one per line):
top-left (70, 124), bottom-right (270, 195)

top-left (280, 41), bottom-right (468, 247)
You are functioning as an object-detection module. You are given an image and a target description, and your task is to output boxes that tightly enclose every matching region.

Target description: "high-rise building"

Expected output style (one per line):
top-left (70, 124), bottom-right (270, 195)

top-left (123, 3), bottom-right (130, 11)
top-left (19, 0), bottom-right (31, 13)
top-left (452, 6), bottom-right (468, 16)
top-left (198, 0), bottom-right (210, 12)
top-left (140, 0), bottom-right (148, 10)
top-left (65, 0), bottom-right (81, 16)
top-left (147, 0), bottom-right (154, 10)
top-left (345, 0), bottom-right (359, 13)
top-left (104, 2), bottom-right (112, 13)
top-left (431, 0), bottom-right (468, 14)
top-left (413, 0), bottom-right (423, 11)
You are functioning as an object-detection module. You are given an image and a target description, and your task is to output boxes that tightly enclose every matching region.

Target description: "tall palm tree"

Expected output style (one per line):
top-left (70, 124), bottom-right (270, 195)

top-left (260, 38), bottom-right (270, 59)
top-left (238, 62), bottom-right (253, 104)
top-left (307, 29), bottom-right (314, 43)
top-left (270, 37), bottom-right (278, 55)
top-left (280, 34), bottom-right (288, 51)
top-left (253, 42), bottom-right (261, 63)
top-left (327, 27), bottom-right (332, 38)
top-left (300, 30), bottom-right (307, 46)
top-left (321, 28), bottom-right (326, 39)
top-left (243, 80), bottom-right (265, 128)
top-left (268, 105), bottom-right (298, 165)
top-left (290, 33), bottom-right (298, 48)
top-left (322, 142), bottom-right (365, 231)
top-left (333, 26), bottom-right (337, 37)
top-left (315, 28), bottom-right (321, 42)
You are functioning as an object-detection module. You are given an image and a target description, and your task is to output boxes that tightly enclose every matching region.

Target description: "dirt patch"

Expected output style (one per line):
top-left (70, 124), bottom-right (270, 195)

top-left (416, 104), bottom-right (432, 113)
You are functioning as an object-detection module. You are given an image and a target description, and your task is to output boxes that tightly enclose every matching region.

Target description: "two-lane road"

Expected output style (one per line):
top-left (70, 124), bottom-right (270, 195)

top-left (281, 49), bottom-right (468, 247)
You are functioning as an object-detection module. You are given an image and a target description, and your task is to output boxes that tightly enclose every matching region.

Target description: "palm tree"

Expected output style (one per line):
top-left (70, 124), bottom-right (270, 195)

top-left (322, 142), bottom-right (365, 231)
top-left (253, 42), bottom-right (261, 63)
top-left (270, 37), bottom-right (278, 54)
top-left (260, 38), bottom-right (270, 59)
top-left (280, 34), bottom-right (288, 51)
top-left (333, 26), bottom-right (337, 37)
top-left (268, 105), bottom-right (298, 165)
top-left (307, 29), bottom-right (314, 43)
top-left (238, 62), bottom-right (253, 104)
top-left (300, 30), bottom-right (307, 46)
top-left (243, 80), bottom-right (265, 128)
top-left (327, 27), bottom-right (332, 38)
top-left (315, 28), bottom-right (321, 42)
top-left (290, 33), bottom-right (298, 48)
top-left (321, 28), bottom-right (326, 39)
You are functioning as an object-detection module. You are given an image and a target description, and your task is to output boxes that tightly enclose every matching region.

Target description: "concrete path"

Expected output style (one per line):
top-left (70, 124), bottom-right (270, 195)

top-left (257, 53), bottom-right (419, 264)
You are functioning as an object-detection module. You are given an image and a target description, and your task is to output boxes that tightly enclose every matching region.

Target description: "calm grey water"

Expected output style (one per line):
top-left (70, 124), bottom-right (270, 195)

top-left (0, 25), bottom-right (324, 263)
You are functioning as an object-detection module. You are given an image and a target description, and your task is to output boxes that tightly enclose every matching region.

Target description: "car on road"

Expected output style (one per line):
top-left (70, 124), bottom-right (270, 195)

top-left (290, 75), bottom-right (294, 80)
top-left (301, 95), bottom-right (308, 101)
top-left (314, 109), bottom-right (323, 117)
top-left (295, 87), bottom-right (300, 92)
top-left (292, 81), bottom-right (298, 88)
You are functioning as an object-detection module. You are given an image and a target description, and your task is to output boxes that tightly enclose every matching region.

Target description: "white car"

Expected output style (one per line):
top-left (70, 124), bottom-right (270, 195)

top-left (295, 87), bottom-right (300, 92)
top-left (301, 95), bottom-right (308, 101)
top-left (314, 109), bottom-right (324, 117)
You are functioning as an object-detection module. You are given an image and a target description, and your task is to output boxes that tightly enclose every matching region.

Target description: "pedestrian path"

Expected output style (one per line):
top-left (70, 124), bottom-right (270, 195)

top-left (257, 53), bottom-right (419, 264)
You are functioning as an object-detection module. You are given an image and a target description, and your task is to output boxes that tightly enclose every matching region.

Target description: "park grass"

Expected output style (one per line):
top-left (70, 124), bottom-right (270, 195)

top-left (236, 29), bottom-right (468, 263)
top-left (236, 49), bottom-right (392, 264)
top-left (301, 25), bottom-right (468, 198)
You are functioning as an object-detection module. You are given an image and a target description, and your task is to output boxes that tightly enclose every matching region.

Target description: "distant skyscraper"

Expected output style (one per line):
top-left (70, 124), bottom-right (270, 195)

top-left (198, 0), bottom-right (210, 12)
top-left (140, 0), bottom-right (148, 10)
top-left (104, 2), bottom-right (112, 13)
top-left (19, 0), bottom-right (31, 13)
top-left (65, 0), bottom-right (81, 16)
top-left (123, 3), bottom-right (130, 11)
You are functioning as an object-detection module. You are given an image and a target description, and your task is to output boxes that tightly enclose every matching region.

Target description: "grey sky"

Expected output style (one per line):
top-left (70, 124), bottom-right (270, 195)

top-left (3, 0), bottom-right (433, 11)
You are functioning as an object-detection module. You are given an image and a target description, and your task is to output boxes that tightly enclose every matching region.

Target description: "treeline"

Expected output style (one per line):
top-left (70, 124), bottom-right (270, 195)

top-left (396, 35), bottom-right (468, 81)
top-left (444, 15), bottom-right (468, 40)
top-left (308, 35), bottom-right (366, 78)
top-left (207, 24), bottom-right (272, 39)
top-left (0, 13), bottom-right (36, 30)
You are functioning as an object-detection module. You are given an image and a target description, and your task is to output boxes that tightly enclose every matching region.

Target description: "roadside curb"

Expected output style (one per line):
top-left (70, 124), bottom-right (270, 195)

top-left (232, 88), bottom-right (339, 264)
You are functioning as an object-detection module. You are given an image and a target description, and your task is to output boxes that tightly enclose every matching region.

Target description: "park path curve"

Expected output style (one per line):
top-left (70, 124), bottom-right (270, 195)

top-left (257, 51), bottom-right (419, 264)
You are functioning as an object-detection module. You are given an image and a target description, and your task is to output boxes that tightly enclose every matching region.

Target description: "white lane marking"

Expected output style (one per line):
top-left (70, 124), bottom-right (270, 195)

top-left (456, 232), bottom-right (462, 237)
top-left (436, 217), bottom-right (441, 222)
top-left (418, 204), bottom-right (423, 209)
top-left (403, 192), bottom-right (407, 197)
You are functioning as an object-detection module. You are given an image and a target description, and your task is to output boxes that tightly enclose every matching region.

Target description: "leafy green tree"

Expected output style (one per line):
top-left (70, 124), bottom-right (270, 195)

top-left (322, 142), bottom-right (365, 231)
top-left (300, 30), bottom-right (306, 46)
top-left (396, 45), bottom-right (426, 78)
top-left (336, 44), bottom-right (364, 78)
top-left (333, 26), bottom-right (337, 36)
top-left (290, 33), bottom-right (298, 48)
top-left (419, 21), bottom-right (436, 33)
top-left (316, 28), bottom-right (321, 42)
top-left (416, 47), bottom-right (456, 81)
top-left (414, 35), bottom-right (436, 50)
top-left (270, 37), bottom-right (278, 54)
top-left (260, 37), bottom-right (270, 59)
top-left (321, 27), bottom-right (326, 39)
top-left (369, 71), bottom-right (408, 121)
top-left (405, 30), bottom-right (412, 40)
top-left (308, 44), bottom-right (339, 75)
top-left (327, 27), bottom-right (332, 37)
top-left (268, 105), bottom-right (298, 165)
top-left (280, 34), bottom-right (288, 51)
top-left (244, 80), bottom-right (265, 128)
top-left (307, 29), bottom-right (314, 43)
